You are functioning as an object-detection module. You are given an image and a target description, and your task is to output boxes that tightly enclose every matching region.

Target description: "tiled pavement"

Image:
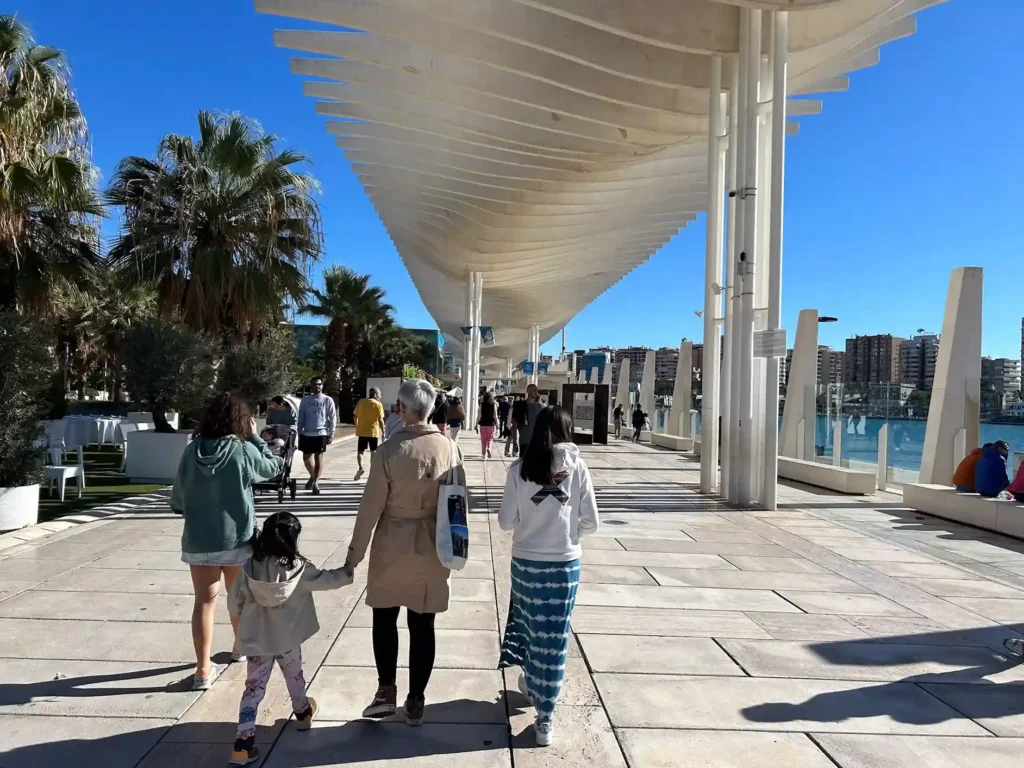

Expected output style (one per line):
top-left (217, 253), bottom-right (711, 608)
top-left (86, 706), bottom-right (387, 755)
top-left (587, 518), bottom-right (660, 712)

top-left (4, 434), bottom-right (1024, 765)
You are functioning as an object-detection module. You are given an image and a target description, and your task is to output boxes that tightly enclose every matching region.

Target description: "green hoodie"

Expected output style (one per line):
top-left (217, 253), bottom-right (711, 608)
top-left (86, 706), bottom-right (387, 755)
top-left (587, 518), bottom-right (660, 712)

top-left (170, 434), bottom-right (282, 554)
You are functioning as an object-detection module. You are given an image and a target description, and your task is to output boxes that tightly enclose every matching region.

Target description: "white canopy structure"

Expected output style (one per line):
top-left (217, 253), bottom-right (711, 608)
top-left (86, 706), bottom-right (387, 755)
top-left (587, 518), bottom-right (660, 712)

top-left (256, 0), bottom-right (944, 508)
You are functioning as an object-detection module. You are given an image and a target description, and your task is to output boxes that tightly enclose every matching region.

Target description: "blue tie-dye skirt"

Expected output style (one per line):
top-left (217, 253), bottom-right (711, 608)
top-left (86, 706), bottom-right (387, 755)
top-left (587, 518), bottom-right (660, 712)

top-left (498, 557), bottom-right (580, 724)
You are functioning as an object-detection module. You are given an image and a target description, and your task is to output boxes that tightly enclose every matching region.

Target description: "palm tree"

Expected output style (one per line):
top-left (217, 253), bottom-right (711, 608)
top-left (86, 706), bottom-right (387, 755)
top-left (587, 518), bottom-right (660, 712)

top-left (105, 111), bottom-right (322, 338)
top-left (0, 15), bottom-right (103, 311)
top-left (301, 266), bottom-right (394, 393)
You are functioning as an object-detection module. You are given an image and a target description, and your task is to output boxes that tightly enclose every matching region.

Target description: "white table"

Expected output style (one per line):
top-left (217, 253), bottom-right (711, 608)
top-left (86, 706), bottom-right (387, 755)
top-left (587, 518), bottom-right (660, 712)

top-left (61, 417), bottom-right (124, 451)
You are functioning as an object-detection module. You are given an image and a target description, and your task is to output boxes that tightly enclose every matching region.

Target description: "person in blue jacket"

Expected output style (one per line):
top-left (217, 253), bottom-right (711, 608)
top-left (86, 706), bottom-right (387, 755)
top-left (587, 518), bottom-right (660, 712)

top-left (974, 440), bottom-right (1010, 497)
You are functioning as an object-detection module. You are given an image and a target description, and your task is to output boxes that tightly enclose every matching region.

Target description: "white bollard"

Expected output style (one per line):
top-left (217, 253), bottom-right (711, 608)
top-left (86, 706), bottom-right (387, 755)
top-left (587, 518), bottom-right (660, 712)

top-left (877, 423), bottom-right (888, 491)
top-left (833, 418), bottom-right (843, 467)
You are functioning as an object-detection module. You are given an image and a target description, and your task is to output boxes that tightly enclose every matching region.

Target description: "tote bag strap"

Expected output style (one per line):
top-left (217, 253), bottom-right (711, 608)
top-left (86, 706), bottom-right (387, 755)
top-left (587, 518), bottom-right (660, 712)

top-left (445, 436), bottom-right (461, 485)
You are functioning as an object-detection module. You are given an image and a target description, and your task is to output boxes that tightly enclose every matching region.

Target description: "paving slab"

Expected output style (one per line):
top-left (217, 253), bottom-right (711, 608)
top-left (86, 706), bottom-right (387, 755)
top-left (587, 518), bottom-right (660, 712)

top-left (615, 538), bottom-right (795, 557)
top-left (578, 565), bottom-right (658, 585)
top-left (0, 714), bottom-right (171, 768)
top-left (167, 679), bottom-right (294, 744)
top-left (719, 639), bottom-right (1024, 684)
top-left (776, 591), bottom-right (921, 617)
top-left (617, 729), bottom-right (835, 767)
top-left (262, 721), bottom-right (511, 767)
top-left (742, 613), bottom-right (870, 642)
top-left (571, 606), bottom-right (770, 638)
top-left (308, 666), bottom-right (507, 723)
top-left (578, 537), bottom-right (626, 550)
top-left (575, 582), bottom-right (802, 612)
top-left (595, 673), bottom-right (988, 734)
top-left (582, 549), bottom-right (738, 569)
top-left (919, 683), bottom-right (1024, 736)
top-left (450, 578), bottom-right (495, 602)
top-left (0, 589), bottom-right (229, 623)
top-left (0, 617), bottom-right (234, 662)
top-left (84, 549), bottom-right (189, 571)
top-left (865, 561), bottom-right (984, 579)
top-left (828, 547), bottom-right (937, 564)
top-left (509, 706), bottom-right (626, 767)
top-left (0, 658), bottom-right (200, 718)
top-left (948, 597), bottom-right (1024, 622)
top-left (720, 555), bottom-right (829, 573)
top-left (324, 628), bottom-right (500, 669)
top-left (0, 558), bottom-right (81, 583)
top-left (647, 567), bottom-right (870, 593)
top-left (813, 733), bottom-right (1024, 767)
top-left (899, 578), bottom-right (1024, 599)
top-left (842, 615), bottom-right (1004, 647)
top-left (36, 567), bottom-right (196, 595)
top-left (578, 634), bottom-right (744, 676)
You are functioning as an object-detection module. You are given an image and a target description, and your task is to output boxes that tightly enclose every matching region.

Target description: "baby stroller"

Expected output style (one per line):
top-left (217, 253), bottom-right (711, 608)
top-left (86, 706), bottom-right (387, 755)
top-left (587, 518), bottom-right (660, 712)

top-left (253, 423), bottom-right (299, 504)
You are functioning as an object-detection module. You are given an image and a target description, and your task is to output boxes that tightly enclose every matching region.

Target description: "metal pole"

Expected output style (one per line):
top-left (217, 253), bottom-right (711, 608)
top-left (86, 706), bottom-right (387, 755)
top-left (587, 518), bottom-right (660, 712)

top-left (737, 8), bottom-right (762, 507)
top-left (727, 10), bottom-right (749, 503)
top-left (701, 55), bottom-right (724, 495)
top-left (465, 274), bottom-right (473, 409)
top-left (761, 10), bottom-right (788, 510)
top-left (474, 272), bottom-right (484, 413)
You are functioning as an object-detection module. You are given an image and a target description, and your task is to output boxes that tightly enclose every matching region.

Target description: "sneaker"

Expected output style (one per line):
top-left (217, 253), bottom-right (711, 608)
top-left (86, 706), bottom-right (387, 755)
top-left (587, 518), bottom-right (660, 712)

top-left (192, 663), bottom-right (225, 691)
top-left (231, 652), bottom-right (246, 664)
top-left (230, 736), bottom-right (260, 765)
top-left (486, 449), bottom-right (492, 459)
top-left (354, 469), bottom-right (364, 482)
top-left (295, 697), bottom-right (318, 730)
top-left (1004, 638), bottom-right (1024, 658)
top-left (535, 719), bottom-right (554, 747)
top-left (304, 478), bottom-right (314, 490)
top-left (311, 484), bottom-right (321, 496)
top-left (403, 695), bottom-right (425, 727)
top-left (517, 674), bottom-right (532, 704)
top-left (362, 684), bottom-right (397, 718)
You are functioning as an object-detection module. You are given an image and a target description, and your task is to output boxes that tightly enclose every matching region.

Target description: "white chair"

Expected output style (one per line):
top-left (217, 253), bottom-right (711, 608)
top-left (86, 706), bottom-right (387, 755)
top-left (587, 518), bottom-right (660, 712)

top-left (44, 450), bottom-right (86, 502)
top-left (118, 422), bottom-right (139, 471)
top-left (47, 420), bottom-right (67, 464)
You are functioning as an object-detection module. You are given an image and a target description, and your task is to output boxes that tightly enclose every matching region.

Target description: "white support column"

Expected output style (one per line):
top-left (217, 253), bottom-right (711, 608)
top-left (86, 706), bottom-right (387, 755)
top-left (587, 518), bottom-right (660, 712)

top-left (726, 11), bottom-right (748, 503)
top-left (737, 8), bottom-right (762, 507)
top-left (464, 274), bottom-right (473, 409)
top-left (780, 309), bottom-right (819, 459)
top-left (529, 325), bottom-right (539, 385)
top-left (671, 340), bottom-right (693, 437)
top-left (833, 418), bottom-right (843, 467)
top-left (701, 54), bottom-right (725, 495)
top-left (761, 10), bottom-right (788, 511)
top-left (640, 350), bottom-right (656, 419)
top-left (473, 272), bottom-right (484, 418)
top-left (919, 267), bottom-right (983, 484)
top-left (876, 423), bottom-right (889, 491)
top-left (615, 358), bottom-right (631, 415)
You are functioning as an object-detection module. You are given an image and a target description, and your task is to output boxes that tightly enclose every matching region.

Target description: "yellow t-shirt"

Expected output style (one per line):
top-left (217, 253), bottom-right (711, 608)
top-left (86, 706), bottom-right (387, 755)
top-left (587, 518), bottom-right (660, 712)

top-left (354, 398), bottom-right (386, 438)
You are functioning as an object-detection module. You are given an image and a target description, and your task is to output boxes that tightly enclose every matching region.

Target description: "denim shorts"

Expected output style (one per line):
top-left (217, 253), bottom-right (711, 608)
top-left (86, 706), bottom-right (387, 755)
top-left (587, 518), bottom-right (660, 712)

top-left (180, 545), bottom-right (252, 566)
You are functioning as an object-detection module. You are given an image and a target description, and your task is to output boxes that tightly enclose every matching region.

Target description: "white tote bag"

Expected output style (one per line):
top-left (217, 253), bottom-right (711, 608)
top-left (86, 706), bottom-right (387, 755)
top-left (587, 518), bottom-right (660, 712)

top-left (436, 439), bottom-right (469, 571)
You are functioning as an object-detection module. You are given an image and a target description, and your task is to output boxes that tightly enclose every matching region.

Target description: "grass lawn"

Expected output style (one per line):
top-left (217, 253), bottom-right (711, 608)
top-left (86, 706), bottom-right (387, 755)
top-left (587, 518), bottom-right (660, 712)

top-left (38, 446), bottom-right (165, 524)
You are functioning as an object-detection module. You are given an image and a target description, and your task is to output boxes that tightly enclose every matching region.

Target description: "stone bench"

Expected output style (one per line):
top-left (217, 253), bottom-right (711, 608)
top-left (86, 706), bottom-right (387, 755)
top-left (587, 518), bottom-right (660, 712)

top-left (903, 483), bottom-right (1024, 539)
top-left (652, 434), bottom-right (693, 451)
top-left (777, 456), bottom-right (875, 495)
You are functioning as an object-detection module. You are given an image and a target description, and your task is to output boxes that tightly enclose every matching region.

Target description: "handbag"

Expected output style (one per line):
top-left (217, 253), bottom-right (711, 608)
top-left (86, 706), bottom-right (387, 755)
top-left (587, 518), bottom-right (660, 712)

top-left (435, 438), bottom-right (469, 570)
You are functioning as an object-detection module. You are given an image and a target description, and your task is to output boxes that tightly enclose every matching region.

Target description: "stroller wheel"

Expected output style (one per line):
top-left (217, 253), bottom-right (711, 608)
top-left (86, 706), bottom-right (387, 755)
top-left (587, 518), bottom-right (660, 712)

top-left (290, 480), bottom-right (297, 500)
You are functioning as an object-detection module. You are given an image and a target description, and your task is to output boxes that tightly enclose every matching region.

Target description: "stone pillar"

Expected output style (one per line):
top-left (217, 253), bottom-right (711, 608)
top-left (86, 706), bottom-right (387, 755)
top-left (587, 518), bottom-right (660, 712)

top-left (779, 309), bottom-right (818, 460)
top-left (640, 350), bottom-right (656, 417)
top-left (615, 358), bottom-right (630, 411)
top-left (670, 341), bottom-right (693, 436)
top-left (919, 267), bottom-right (983, 485)
top-left (589, 367), bottom-right (599, 385)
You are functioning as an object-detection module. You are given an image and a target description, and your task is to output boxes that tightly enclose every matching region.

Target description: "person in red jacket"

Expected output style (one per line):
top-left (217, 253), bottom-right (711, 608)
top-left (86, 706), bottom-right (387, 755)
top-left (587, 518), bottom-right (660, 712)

top-left (952, 445), bottom-right (985, 492)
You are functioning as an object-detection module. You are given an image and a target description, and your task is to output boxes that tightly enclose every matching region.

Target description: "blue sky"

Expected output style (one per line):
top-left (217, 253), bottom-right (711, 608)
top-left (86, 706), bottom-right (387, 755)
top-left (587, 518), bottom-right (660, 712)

top-left (25, 0), bottom-right (1024, 359)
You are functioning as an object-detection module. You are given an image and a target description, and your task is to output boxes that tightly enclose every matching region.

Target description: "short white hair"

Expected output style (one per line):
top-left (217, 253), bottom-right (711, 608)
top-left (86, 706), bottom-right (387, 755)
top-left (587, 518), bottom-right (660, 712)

top-left (398, 378), bottom-right (437, 419)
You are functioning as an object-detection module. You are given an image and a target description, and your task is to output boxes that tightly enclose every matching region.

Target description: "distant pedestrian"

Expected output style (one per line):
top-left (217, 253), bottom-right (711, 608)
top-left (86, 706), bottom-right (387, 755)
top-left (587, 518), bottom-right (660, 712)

top-left (227, 512), bottom-right (353, 765)
top-left (384, 400), bottom-right (404, 441)
top-left (447, 397), bottom-right (466, 442)
top-left (477, 392), bottom-right (497, 458)
top-left (353, 387), bottom-right (386, 482)
top-left (430, 393), bottom-right (449, 435)
top-left (516, 384), bottom-right (546, 449)
top-left (631, 405), bottom-right (646, 443)
top-left (613, 403), bottom-right (624, 439)
top-left (498, 396), bottom-right (511, 437)
top-left (297, 378), bottom-right (337, 495)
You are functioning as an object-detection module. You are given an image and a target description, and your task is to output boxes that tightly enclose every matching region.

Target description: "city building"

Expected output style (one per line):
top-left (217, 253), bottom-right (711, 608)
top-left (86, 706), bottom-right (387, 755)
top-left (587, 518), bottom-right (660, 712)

top-left (692, 343), bottom-right (704, 386)
top-left (292, 323), bottom-right (325, 359)
top-left (844, 334), bottom-right (904, 384)
top-left (580, 350), bottom-right (611, 382)
top-left (611, 347), bottom-right (650, 390)
top-left (982, 357), bottom-right (1021, 407)
top-left (899, 334), bottom-right (940, 390)
top-left (655, 346), bottom-right (679, 380)
top-left (816, 346), bottom-right (845, 386)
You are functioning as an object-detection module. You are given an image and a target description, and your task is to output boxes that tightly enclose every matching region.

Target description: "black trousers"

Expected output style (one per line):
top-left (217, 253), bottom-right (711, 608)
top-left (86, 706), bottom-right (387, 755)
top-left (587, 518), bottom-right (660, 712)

top-left (372, 607), bottom-right (436, 699)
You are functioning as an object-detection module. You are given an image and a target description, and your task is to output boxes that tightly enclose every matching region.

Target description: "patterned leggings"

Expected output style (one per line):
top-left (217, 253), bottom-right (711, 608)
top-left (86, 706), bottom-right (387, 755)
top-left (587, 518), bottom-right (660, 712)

top-left (236, 648), bottom-right (309, 738)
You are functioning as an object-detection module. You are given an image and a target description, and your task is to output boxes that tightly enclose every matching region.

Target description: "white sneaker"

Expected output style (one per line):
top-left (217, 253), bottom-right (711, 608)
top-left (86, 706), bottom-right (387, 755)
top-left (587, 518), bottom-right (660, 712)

top-left (535, 719), bottom-right (553, 747)
top-left (517, 674), bottom-right (532, 704)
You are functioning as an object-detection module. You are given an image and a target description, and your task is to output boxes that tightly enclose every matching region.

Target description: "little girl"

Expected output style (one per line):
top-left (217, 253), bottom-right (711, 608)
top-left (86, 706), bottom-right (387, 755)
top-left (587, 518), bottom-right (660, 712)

top-left (497, 406), bottom-right (599, 747)
top-left (228, 512), bottom-right (353, 765)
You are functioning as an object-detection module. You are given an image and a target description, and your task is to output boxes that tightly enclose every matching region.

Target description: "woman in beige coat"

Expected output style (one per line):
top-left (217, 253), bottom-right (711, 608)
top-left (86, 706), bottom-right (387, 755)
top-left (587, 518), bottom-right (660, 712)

top-left (345, 378), bottom-right (466, 727)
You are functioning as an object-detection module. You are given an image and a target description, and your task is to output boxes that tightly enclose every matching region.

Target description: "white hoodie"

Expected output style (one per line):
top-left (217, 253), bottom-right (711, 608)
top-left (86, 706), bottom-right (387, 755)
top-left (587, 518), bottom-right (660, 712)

top-left (498, 442), bottom-right (599, 562)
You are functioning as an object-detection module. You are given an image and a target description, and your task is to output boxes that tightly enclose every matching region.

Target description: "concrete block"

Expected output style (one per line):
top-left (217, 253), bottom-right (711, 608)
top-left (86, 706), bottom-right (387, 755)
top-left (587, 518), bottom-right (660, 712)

top-left (577, 634), bottom-right (743, 676)
top-left (778, 456), bottom-right (875, 495)
top-left (571, 606), bottom-right (770, 639)
top-left (814, 734), bottom-right (1023, 767)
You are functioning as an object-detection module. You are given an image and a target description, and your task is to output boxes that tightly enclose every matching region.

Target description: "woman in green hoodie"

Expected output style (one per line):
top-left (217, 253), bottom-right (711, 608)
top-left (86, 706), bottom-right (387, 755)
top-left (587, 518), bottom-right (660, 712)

top-left (171, 392), bottom-right (282, 690)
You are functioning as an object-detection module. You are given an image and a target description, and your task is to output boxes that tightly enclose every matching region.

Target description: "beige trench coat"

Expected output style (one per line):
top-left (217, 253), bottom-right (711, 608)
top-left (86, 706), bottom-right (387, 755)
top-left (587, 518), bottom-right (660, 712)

top-left (347, 425), bottom-right (466, 614)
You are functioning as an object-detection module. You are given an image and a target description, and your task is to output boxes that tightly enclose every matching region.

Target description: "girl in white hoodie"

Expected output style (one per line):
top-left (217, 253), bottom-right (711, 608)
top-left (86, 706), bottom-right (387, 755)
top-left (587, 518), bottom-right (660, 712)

top-left (227, 512), bottom-right (353, 765)
top-left (497, 406), bottom-right (599, 747)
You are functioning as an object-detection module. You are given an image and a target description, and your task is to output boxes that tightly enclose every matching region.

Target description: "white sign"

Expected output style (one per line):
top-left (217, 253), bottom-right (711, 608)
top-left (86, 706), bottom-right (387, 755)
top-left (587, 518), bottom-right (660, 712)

top-left (572, 398), bottom-right (595, 431)
top-left (753, 329), bottom-right (787, 359)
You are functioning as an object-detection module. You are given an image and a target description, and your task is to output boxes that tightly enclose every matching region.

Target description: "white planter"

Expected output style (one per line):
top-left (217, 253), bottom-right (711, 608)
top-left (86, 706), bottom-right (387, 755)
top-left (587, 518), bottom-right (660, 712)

top-left (125, 432), bottom-right (191, 484)
top-left (0, 485), bottom-right (40, 532)
top-left (129, 411), bottom-right (179, 430)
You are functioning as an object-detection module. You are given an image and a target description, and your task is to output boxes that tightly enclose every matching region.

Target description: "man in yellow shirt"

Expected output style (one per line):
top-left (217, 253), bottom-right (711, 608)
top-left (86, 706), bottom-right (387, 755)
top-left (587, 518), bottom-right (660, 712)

top-left (353, 387), bottom-right (386, 481)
